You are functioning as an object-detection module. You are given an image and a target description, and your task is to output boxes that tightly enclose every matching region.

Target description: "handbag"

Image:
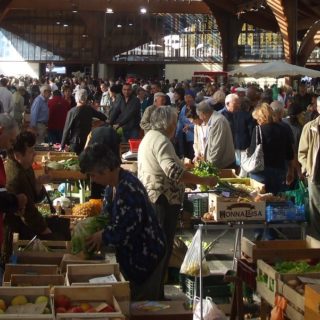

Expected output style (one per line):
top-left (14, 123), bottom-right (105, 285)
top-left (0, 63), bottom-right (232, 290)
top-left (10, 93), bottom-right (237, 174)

top-left (241, 125), bottom-right (264, 173)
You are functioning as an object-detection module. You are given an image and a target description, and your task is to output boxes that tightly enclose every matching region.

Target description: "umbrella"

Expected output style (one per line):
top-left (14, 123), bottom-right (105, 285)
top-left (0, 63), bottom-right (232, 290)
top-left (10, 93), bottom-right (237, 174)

top-left (229, 61), bottom-right (320, 78)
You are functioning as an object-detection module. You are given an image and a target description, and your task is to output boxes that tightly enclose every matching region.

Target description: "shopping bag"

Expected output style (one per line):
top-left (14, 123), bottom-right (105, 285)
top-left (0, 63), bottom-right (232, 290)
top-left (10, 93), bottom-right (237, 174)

top-left (180, 229), bottom-right (210, 276)
top-left (241, 126), bottom-right (264, 173)
top-left (193, 297), bottom-right (227, 320)
top-left (282, 179), bottom-right (308, 206)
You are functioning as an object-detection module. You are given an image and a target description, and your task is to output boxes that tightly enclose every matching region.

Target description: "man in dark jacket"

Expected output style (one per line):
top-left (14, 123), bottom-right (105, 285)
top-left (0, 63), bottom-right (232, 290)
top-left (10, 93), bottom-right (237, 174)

top-left (220, 93), bottom-right (255, 175)
top-left (110, 83), bottom-right (141, 142)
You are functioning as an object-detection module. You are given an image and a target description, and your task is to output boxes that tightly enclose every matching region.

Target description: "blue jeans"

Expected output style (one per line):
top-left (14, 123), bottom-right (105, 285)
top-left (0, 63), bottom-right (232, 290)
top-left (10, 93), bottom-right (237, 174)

top-left (123, 129), bottom-right (139, 142)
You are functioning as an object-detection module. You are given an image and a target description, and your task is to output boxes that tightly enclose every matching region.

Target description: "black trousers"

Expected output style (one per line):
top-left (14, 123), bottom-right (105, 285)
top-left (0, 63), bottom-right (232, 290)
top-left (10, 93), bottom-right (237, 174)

top-left (152, 195), bottom-right (180, 299)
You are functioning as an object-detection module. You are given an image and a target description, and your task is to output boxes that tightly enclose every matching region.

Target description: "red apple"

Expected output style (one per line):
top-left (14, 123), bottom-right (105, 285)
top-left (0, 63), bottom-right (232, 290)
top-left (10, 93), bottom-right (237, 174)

top-left (56, 307), bottom-right (67, 313)
top-left (100, 305), bottom-right (115, 312)
top-left (68, 306), bottom-right (84, 313)
top-left (54, 294), bottom-right (71, 310)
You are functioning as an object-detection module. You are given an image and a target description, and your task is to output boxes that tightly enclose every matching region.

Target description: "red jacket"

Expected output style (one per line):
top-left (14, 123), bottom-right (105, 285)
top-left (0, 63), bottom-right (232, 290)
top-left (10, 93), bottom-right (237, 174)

top-left (48, 96), bottom-right (69, 131)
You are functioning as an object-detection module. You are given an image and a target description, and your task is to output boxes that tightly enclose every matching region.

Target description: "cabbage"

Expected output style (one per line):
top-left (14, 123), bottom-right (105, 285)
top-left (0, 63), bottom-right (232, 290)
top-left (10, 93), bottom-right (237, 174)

top-left (71, 216), bottom-right (109, 257)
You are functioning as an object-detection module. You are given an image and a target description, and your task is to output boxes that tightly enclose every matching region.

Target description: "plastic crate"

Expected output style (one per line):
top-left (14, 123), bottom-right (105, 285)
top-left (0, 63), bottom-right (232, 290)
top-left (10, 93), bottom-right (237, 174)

top-left (128, 139), bottom-right (141, 153)
top-left (237, 259), bottom-right (257, 290)
top-left (180, 274), bottom-right (231, 300)
top-left (187, 194), bottom-right (208, 218)
top-left (266, 201), bottom-right (306, 222)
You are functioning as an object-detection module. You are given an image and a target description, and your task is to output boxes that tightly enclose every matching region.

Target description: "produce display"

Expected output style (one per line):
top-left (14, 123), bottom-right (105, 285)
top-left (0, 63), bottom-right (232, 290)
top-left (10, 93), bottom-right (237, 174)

top-left (54, 294), bottom-right (115, 314)
top-left (46, 158), bottom-right (80, 171)
top-left (0, 295), bottom-right (51, 315)
top-left (191, 161), bottom-right (219, 191)
top-left (71, 216), bottom-right (109, 257)
top-left (72, 199), bottom-right (103, 217)
top-left (274, 261), bottom-right (320, 274)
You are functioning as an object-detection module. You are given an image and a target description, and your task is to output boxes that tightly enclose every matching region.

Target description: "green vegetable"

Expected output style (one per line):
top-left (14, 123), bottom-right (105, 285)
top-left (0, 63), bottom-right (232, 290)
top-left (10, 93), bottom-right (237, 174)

top-left (192, 161), bottom-right (219, 177)
top-left (71, 216), bottom-right (109, 257)
top-left (273, 261), bottom-right (320, 274)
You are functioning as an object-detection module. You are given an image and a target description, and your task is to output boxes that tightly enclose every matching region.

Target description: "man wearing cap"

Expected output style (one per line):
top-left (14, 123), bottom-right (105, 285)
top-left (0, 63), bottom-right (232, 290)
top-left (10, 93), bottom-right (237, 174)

top-left (30, 85), bottom-right (51, 143)
top-left (140, 92), bottom-right (167, 133)
top-left (299, 96), bottom-right (320, 239)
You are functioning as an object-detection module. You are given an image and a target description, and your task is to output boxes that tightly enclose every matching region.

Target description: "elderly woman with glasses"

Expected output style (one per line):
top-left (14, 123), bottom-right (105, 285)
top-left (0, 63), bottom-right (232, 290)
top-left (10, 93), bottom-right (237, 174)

top-left (138, 105), bottom-right (217, 299)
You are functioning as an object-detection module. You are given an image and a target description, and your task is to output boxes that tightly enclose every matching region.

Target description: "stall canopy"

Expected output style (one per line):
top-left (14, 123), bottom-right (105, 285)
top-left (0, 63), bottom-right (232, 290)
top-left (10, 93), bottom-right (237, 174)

top-left (229, 61), bottom-right (320, 79)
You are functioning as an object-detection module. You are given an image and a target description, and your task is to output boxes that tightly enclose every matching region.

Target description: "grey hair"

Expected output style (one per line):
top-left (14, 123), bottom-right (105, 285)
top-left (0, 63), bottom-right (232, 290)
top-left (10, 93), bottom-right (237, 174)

top-left (0, 114), bottom-right (18, 131)
top-left (150, 106), bottom-right (177, 131)
top-left (40, 85), bottom-right (51, 94)
top-left (225, 93), bottom-right (239, 106)
top-left (270, 100), bottom-right (284, 114)
top-left (75, 89), bottom-right (88, 103)
top-left (196, 100), bottom-right (212, 115)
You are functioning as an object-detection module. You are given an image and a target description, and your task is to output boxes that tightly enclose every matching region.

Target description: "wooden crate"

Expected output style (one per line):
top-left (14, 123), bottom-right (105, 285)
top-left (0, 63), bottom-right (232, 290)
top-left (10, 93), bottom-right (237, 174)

top-left (15, 252), bottom-right (65, 266)
top-left (257, 260), bottom-right (319, 320)
top-left (60, 254), bottom-right (110, 274)
top-left (46, 169), bottom-right (86, 181)
top-left (11, 274), bottom-right (65, 287)
top-left (305, 284), bottom-right (320, 320)
top-left (219, 177), bottom-right (265, 194)
top-left (53, 285), bottom-right (124, 319)
top-left (0, 286), bottom-right (54, 319)
top-left (242, 236), bottom-right (320, 262)
top-left (66, 264), bottom-right (130, 316)
top-left (13, 240), bottom-right (71, 253)
top-left (3, 264), bottom-right (58, 285)
top-left (218, 169), bottom-right (238, 178)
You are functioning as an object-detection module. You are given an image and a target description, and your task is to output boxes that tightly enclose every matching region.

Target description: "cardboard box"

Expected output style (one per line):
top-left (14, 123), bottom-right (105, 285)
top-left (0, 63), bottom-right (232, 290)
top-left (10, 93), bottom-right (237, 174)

top-left (242, 236), bottom-right (320, 262)
top-left (10, 274), bottom-right (65, 287)
top-left (66, 264), bottom-right (130, 316)
top-left (305, 284), bottom-right (320, 320)
top-left (3, 264), bottom-right (58, 285)
top-left (209, 193), bottom-right (265, 221)
top-left (53, 285), bottom-right (124, 319)
top-left (0, 286), bottom-right (54, 319)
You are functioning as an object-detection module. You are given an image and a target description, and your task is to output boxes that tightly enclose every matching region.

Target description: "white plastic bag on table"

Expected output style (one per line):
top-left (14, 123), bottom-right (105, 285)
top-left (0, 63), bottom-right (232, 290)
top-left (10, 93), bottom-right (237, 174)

top-left (193, 297), bottom-right (227, 320)
top-left (180, 229), bottom-right (210, 276)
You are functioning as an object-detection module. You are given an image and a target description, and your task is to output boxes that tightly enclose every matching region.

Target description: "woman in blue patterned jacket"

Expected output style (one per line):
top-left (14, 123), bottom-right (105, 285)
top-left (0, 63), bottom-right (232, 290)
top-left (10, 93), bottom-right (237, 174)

top-left (79, 143), bottom-right (165, 301)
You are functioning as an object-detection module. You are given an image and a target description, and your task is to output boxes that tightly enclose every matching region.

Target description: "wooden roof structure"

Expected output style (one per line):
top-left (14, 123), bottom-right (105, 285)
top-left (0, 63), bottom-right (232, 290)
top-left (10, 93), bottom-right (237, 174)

top-left (0, 0), bottom-right (319, 67)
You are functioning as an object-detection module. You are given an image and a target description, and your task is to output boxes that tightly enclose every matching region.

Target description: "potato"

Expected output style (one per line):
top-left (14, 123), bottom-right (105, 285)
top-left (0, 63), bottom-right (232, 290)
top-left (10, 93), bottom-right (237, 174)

top-left (287, 279), bottom-right (299, 287)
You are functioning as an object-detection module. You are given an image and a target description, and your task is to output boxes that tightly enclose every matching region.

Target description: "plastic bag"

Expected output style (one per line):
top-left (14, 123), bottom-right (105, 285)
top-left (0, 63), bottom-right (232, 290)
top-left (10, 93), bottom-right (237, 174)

top-left (193, 297), bottom-right (227, 320)
top-left (180, 229), bottom-right (210, 276)
top-left (270, 294), bottom-right (287, 320)
top-left (282, 179), bottom-right (308, 206)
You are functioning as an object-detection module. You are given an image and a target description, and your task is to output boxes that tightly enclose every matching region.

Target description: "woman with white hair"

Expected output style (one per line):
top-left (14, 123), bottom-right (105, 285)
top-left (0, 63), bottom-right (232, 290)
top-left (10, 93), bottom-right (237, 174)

top-left (60, 89), bottom-right (107, 154)
top-left (138, 105), bottom-right (217, 299)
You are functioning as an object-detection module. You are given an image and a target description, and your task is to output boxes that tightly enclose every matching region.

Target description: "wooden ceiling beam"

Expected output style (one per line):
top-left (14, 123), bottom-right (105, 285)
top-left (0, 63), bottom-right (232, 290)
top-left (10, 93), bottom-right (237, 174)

top-left (8, 0), bottom-right (211, 14)
top-left (0, 0), bottom-right (13, 22)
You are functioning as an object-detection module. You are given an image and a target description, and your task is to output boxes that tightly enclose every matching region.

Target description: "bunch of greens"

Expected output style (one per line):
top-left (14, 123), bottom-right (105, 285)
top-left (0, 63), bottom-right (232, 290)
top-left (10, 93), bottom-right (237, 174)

top-left (63, 158), bottom-right (80, 171)
top-left (71, 215), bottom-right (109, 258)
top-left (192, 161), bottom-right (219, 191)
top-left (274, 261), bottom-right (320, 274)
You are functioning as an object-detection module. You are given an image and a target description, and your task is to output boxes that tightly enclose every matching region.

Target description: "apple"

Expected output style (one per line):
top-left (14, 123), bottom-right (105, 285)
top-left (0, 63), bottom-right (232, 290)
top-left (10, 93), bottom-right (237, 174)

top-left (35, 296), bottom-right (48, 306)
top-left (80, 302), bottom-right (92, 312)
top-left (54, 294), bottom-right (71, 310)
top-left (67, 306), bottom-right (83, 313)
top-left (56, 307), bottom-right (67, 313)
top-left (86, 307), bottom-right (97, 313)
top-left (11, 295), bottom-right (28, 306)
top-left (0, 299), bottom-right (6, 311)
top-left (100, 305), bottom-right (115, 312)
